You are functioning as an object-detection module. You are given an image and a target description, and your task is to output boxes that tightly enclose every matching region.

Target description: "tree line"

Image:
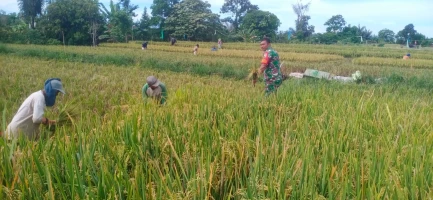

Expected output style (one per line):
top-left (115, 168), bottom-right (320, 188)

top-left (0, 0), bottom-right (431, 46)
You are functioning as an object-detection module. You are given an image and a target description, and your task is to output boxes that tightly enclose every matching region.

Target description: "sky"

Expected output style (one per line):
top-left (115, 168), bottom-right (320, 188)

top-left (1, 0), bottom-right (432, 37)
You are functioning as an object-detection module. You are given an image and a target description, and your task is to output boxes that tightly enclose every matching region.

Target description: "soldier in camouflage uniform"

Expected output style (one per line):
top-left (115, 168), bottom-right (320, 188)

top-left (258, 37), bottom-right (283, 96)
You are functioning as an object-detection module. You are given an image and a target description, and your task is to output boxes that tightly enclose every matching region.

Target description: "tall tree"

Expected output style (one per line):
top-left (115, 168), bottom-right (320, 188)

top-left (165, 0), bottom-right (222, 41)
top-left (220, 0), bottom-right (258, 32)
top-left (324, 15), bottom-right (346, 33)
top-left (396, 24), bottom-right (417, 44)
top-left (100, 0), bottom-right (136, 42)
top-left (294, 15), bottom-right (314, 40)
top-left (137, 7), bottom-right (150, 40)
top-left (46, 0), bottom-right (102, 45)
top-left (150, 0), bottom-right (179, 29)
top-left (378, 28), bottom-right (395, 43)
top-left (118, 0), bottom-right (138, 17)
top-left (240, 10), bottom-right (280, 39)
top-left (357, 24), bottom-right (372, 41)
top-left (339, 25), bottom-right (358, 43)
top-left (339, 24), bottom-right (371, 43)
top-left (151, 0), bottom-right (179, 19)
top-left (292, 0), bottom-right (313, 40)
top-left (149, 0), bottom-right (179, 39)
top-left (17, 0), bottom-right (44, 29)
top-left (292, 0), bottom-right (310, 28)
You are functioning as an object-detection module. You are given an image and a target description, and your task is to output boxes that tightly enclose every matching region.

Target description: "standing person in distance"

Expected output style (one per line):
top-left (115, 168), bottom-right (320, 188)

top-left (257, 37), bottom-right (283, 96)
top-left (218, 38), bottom-right (223, 49)
top-left (4, 78), bottom-right (66, 140)
top-left (193, 44), bottom-right (199, 55)
top-left (171, 37), bottom-right (177, 46)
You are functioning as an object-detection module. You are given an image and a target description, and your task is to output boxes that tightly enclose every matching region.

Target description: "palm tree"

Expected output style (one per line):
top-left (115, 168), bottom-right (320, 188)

top-left (17, 0), bottom-right (44, 29)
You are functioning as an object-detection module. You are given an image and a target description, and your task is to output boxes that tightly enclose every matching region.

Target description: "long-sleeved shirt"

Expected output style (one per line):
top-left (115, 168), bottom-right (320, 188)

top-left (6, 90), bottom-right (46, 140)
top-left (142, 83), bottom-right (167, 104)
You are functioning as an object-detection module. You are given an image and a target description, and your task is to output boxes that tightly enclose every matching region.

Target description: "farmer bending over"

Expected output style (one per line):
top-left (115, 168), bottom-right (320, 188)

top-left (4, 78), bottom-right (65, 140)
top-left (142, 41), bottom-right (148, 50)
top-left (257, 37), bottom-right (283, 96)
top-left (142, 76), bottom-right (167, 105)
top-left (403, 53), bottom-right (410, 60)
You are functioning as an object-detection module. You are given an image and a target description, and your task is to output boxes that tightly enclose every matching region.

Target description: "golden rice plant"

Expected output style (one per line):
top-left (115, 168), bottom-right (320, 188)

top-left (353, 57), bottom-right (433, 69)
top-left (247, 68), bottom-right (259, 87)
top-left (100, 41), bottom-right (433, 60)
top-left (2, 52), bottom-right (433, 199)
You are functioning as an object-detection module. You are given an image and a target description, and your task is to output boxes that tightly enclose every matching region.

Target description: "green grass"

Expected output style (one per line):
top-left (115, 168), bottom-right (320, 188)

top-left (1, 45), bottom-right (254, 80)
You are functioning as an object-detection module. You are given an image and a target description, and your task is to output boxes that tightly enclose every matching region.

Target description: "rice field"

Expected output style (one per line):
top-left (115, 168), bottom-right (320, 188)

top-left (1, 42), bottom-right (433, 199)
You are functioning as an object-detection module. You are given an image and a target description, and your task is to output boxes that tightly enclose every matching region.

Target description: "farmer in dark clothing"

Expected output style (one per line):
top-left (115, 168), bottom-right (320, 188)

top-left (142, 41), bottom-right (148, 50)
top-left (170, 37), bottom-right (177, 46)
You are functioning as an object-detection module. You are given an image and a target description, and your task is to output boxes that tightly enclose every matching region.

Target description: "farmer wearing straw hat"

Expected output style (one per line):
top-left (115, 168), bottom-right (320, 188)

top-left (4, 78), bottom-right (66, 140)
top-left (257, 37), bottom-right (283, 96)
top-left (142, 76), bottom-right (167, 105)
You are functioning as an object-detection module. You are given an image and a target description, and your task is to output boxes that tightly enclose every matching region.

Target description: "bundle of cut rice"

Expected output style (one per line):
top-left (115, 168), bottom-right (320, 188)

top-left (248, 68), bottom-right (258, 87)
top-left (49, 104), bottom-right (79, 132)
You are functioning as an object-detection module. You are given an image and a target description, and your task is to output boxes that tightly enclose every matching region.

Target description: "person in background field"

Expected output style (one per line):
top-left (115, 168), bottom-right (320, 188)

top-left (218, 38), bottom-right (222, 49)
top-left (193, 44), bottom-right (199, 55)
top-left (4, 78), bottom-right (66, 140)
top-left (142, 76), bottom-right (167, 105)
top-left (170, 37), bottom-right (177, 46)
top-left (403, 53), bottom-right (411, 60)
top-left (142, 41), bottom-right (148, 50)
top-left (257, 37), bottom-right (283, 96)
top-left (211, 45), bottom-right (217, 51)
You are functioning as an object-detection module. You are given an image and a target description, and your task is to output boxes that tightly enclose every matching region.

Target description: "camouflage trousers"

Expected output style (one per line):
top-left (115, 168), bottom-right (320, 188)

top-left (265, 78), bottom-right (282, 96)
